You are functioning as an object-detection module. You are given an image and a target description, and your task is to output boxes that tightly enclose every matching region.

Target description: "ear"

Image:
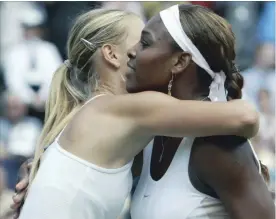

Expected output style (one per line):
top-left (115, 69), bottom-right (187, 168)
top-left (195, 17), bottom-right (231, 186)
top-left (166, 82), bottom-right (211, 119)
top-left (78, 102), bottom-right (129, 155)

top-left (101, 44), bottom-right (120, 69)
top-left (171, 52), bottom-right (192, 75)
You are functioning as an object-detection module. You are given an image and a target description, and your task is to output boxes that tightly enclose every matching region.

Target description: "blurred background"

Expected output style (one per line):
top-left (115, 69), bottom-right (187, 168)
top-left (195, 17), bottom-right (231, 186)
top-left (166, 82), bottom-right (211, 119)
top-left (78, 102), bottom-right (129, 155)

top-left (0, 1), bottom-right (274, 218)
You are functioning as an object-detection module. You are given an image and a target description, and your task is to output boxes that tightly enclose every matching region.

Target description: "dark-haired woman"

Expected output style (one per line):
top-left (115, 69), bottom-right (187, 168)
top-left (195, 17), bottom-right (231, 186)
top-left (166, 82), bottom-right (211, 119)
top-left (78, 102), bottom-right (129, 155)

top-left (130, 4), bottom-right (274, 219)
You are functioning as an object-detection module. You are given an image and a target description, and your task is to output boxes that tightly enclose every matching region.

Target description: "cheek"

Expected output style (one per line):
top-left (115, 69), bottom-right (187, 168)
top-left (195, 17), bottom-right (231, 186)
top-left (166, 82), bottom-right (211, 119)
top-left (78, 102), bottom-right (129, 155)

top-left (120, 55), bottom-right (128, 71)
top-left (136, 49), bottom-right (172, 84)
top-left (117, 48), bottom-right (129, 73)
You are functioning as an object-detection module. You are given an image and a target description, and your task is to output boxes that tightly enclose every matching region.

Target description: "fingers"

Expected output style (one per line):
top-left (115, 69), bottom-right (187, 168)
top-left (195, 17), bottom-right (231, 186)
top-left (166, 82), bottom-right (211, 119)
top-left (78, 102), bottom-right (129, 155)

top-left (13, 212), bottom-right (19, 219)
top-left (18, 158), bottom-right (33, 175)
top-left (11, 176), bottom-right (29, 218)
top-left (10, 190), bottom-right (26, 219)
top-left (10, 201), bottom-right (21, 210)
top-left (12, 192), bottom-right (26, 204)
top-left (11, 192), bottom-right (25, 217)
top-left (11, 159), bottom-right (32, 219)
top-left (15, 177), bottom-right (29, 193)
top-left (18, 162), bottom-right (30, 178)
top-left (11, 177), bottom-right (29, 219)
top-left (26, 160), bottom-right (33, 171)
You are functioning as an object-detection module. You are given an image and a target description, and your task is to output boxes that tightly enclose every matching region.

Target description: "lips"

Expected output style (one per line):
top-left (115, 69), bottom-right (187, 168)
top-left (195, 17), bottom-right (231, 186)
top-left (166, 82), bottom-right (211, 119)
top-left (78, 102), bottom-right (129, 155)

top-left (127, 61), bottom-right (135, 71)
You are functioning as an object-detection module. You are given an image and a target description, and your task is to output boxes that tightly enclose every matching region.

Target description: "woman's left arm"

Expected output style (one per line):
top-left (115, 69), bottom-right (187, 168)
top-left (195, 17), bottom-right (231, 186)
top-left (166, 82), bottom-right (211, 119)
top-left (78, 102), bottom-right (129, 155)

top-left (192, 136), bottom-right (275, 219)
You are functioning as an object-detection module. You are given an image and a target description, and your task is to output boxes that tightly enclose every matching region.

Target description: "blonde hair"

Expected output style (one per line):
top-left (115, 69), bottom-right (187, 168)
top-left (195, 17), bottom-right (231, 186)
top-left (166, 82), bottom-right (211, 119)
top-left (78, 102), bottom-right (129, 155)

top-left (29, 9), bottom-right (139, 183)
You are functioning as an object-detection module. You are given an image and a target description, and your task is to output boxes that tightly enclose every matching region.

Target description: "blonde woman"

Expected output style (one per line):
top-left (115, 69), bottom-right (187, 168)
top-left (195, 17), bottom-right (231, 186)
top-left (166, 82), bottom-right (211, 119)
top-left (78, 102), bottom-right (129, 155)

top-left (17, 9), bottom-right (259, 219)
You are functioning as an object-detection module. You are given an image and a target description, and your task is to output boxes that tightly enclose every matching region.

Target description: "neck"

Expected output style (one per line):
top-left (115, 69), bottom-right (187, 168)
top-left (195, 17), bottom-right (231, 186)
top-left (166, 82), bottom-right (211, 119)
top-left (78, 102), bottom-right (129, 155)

top-left (171, 75), bottom-right (209, 101)
top-left (95, 66), bottom-right (127, 96)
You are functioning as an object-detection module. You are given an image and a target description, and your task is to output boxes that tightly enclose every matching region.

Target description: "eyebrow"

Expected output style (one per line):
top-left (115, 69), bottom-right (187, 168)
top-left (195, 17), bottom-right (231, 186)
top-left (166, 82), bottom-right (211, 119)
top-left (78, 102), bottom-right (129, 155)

top-left (141, 30), bottom-right (154, 41)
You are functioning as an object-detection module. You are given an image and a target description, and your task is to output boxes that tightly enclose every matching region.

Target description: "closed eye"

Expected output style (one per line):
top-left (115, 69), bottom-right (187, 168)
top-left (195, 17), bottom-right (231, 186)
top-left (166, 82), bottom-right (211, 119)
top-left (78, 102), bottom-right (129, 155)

top-left (140, 40), bottom-right (150, 49)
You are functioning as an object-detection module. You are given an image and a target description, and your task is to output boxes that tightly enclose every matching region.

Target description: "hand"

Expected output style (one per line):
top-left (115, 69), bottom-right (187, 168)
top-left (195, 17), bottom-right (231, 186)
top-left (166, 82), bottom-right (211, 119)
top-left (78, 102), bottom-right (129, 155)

top-left (10, 159), bottom-right (32, 219)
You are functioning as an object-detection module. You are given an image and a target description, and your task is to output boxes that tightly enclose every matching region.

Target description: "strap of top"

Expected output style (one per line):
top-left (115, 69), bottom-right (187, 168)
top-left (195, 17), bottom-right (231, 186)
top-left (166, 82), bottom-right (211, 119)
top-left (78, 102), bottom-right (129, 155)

top-left (83, 93), bottom-right (107, 106)
top-left (55, 94), bottom-right (107, 142)
top-left (248, 140), bottom-right (261, 173)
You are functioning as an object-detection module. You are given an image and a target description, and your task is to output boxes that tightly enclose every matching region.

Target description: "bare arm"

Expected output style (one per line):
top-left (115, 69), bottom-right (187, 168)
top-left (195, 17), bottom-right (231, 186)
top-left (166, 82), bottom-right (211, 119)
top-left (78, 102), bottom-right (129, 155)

top-left (192, 136), bottom-right (275, 219)
top-left (108, 91), bottom-right (259, 138)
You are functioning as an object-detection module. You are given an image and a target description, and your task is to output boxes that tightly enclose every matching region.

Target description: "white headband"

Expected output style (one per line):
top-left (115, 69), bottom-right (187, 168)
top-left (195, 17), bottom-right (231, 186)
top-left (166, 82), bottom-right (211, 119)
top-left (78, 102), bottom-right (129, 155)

top-left (160, 5), bottom-right (227, 102)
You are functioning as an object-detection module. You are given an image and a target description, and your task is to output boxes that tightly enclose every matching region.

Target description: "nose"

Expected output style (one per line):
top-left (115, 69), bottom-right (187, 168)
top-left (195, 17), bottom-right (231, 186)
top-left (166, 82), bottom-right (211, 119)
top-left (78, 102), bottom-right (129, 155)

top-left (127, 44), bottom-right (137, 59)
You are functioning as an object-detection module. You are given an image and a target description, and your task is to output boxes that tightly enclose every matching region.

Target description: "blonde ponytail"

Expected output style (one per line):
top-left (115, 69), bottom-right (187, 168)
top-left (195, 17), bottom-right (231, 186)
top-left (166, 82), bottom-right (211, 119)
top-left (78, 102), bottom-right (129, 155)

top-left (29, 64), bottom-right (83, 182)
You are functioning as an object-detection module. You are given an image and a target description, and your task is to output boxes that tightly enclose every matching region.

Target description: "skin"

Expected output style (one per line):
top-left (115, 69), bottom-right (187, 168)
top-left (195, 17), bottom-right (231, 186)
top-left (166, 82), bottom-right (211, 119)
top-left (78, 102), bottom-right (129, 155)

top-left (126, 15), bottom-right (210, 101)
top-left (12, 10), bottom-right (261, 219)
top-left (190, 136), bottom-right (274, 219)
top-left (129, 13), bottom-right (274, 219)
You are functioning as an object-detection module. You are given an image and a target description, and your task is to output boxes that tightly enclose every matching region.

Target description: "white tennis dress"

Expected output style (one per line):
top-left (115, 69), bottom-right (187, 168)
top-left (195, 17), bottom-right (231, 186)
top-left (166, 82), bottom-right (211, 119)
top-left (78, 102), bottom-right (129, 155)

top-left (131, 138), bottom-right (261, 219)
top-left (19, 95), bottom-right (133, 219)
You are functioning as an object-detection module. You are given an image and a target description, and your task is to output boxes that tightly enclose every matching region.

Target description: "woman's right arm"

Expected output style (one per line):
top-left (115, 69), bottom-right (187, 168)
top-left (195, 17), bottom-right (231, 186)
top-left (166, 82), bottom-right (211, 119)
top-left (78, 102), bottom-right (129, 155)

top-left (109, 91), bottom-right (259, 139)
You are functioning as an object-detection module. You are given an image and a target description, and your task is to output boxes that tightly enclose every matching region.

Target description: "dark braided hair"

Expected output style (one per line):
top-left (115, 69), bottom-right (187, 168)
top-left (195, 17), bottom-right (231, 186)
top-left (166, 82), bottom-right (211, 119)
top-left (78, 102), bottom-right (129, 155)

top-left (225, 62), bottom-right (244, 100)
top-left (260, 160), bottom-right (270, 184)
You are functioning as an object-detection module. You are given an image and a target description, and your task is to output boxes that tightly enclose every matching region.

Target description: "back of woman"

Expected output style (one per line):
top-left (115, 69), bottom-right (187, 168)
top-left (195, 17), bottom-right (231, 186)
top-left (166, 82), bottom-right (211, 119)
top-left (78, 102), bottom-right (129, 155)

top-left (19, 94), bottom-right (136, 219)
top-left (20, 138), bottom-right (133, 219)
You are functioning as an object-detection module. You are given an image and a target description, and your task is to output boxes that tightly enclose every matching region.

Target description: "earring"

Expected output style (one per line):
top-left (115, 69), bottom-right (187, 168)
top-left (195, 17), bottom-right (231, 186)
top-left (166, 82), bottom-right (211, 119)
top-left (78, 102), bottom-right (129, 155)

top-left (168, 74), bottom-right (174, 96)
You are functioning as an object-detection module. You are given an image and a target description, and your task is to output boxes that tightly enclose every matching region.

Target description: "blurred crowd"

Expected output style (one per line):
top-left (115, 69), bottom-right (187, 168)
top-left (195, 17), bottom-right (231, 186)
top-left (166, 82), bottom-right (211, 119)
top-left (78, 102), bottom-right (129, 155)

top-left (0, 2), bottom-right (275, 218)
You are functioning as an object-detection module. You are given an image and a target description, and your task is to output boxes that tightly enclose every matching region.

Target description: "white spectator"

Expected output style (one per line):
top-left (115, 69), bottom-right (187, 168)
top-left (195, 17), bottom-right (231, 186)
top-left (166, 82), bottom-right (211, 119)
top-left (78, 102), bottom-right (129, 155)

top-left (0, 91), bottom-right (42, 158)
top-left (0, 2), bottom-right (47, 65)
top-left (3, 39), bottom-right (62, 105)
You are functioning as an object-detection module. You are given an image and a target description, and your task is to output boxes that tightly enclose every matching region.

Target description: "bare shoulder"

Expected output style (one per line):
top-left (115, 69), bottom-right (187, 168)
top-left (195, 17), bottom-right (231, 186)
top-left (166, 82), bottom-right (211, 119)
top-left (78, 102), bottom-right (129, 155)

top-left (82, 91), bottom-right (176, 117)
top-left (67, 92), bottom-right (169, 132)
top-left (105, 91), bottom-right (175, 111)
top-left (67, 91), bottom-right (171, 137)
top-left (60, 93), bottom-right (154, 167)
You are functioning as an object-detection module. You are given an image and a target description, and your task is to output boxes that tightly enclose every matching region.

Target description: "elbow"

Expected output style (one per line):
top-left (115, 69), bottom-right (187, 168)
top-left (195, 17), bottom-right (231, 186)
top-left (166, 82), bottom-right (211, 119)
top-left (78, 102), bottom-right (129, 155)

top-left (238, 105), bottom-right (260, 139)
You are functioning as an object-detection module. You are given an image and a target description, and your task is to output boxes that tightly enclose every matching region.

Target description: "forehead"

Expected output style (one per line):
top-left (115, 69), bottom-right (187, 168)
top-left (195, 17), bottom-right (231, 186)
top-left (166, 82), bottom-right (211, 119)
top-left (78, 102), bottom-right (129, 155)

top-left (143, 14), bottom-right (168, 41)
top-left (123, 16), bottom-right (145, 47)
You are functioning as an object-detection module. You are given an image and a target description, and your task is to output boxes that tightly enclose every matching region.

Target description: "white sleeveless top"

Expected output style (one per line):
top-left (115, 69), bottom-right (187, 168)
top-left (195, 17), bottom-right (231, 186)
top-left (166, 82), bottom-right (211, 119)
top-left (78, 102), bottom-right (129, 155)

top-left (131, 137), bottom-right (261, 219)
top-left (19, 95), bottom-right (133, 219)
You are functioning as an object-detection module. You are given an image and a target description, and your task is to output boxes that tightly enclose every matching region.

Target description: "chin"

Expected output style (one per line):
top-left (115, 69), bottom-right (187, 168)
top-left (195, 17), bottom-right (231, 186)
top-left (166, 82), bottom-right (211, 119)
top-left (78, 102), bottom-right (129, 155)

top-left (126, 81), bottom-right (146, 94)
top-left (126, 83), bottom-right (138, 93)
top-left (126, 77), bottom-right (165, 94)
